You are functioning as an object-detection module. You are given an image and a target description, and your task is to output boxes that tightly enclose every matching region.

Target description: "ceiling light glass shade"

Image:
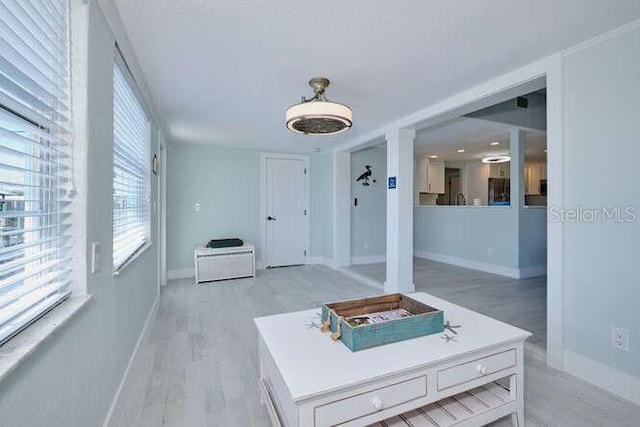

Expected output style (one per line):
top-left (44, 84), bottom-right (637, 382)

top-left (286, 100), bottom-right (353, 135)
top-left (482, 155), bottom-right (511, 164)
top-left (286, 77), bottom-right (353, 135)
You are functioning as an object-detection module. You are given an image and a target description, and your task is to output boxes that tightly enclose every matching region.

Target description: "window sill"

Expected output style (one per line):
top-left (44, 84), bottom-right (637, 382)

top-left (113, 241), bottom-right (153, 276)
top-left (0, 295), bottom-right (91, 383)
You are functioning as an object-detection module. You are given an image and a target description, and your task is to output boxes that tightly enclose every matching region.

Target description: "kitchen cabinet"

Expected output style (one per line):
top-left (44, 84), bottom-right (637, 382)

top-left (416, 157), bottom-right (445, 194)
top-left (525, 162), bottom-right (547, 195)
top-left (488, 162), bottom-right (510, 179)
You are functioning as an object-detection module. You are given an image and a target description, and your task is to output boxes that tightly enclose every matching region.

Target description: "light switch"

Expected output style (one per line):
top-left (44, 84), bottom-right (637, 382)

top-left (91, 242), bottom-right (100, 274)
top-left (194, 202), bottom-right (201, 212)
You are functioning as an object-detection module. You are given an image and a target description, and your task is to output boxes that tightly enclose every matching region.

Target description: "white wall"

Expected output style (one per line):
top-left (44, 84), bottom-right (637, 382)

top-left (562, 23), bottom-right (640, 381)
top-left (0, 2), bottom-right (160, 425)
top-left (351, 148), bottom-right (386, 263)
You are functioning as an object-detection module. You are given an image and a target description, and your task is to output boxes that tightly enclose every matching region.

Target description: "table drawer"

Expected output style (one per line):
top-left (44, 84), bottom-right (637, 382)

top-left (314, 376), bottom-right (427, 427)
top-left (437, 349), bottom-right (515, 391)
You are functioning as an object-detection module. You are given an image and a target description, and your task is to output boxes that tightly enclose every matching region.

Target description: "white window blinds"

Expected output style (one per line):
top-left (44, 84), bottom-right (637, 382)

top-left (0, 0), bottom-right (73, 344)
top-left (112, 57), bottom-right (150, 271)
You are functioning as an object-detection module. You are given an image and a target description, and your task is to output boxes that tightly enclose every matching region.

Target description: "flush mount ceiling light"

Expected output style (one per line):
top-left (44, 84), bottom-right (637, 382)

top-left (482, 155), bottom-right (511, 164)
top-left (286, 77), bottom-right (353, 135)
top-left (456, 149), bottom-right (466, 153)
top-left (490, 141), bottom-right (500, 146)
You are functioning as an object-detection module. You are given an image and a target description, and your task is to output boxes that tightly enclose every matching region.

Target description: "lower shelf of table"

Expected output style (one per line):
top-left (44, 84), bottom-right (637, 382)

top-left (369, 381), bottom-right (513, 427)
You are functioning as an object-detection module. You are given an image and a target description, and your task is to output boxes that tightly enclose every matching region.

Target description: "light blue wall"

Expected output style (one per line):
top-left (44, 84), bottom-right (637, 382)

top-left (563, 24), bottom-right (640, 376)
top-left (351, 148), bottom-right (386, 260)
top-left (520, 207), bottom-right (547, 268)
top-left (310, 152), bottom-right (334, 261)
top-left (414, 207), bottom-right (519, 269)
top-left (167, 146), bottom-right (333, 270)
top-left (167, 145), bottom-right (261, 270)
top-left (0, 3), bottom-right (159, 425)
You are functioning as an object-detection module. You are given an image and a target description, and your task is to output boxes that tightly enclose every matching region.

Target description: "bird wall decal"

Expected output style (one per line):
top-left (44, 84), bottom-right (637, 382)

top-left (356, 165), bottom-right (376, 186)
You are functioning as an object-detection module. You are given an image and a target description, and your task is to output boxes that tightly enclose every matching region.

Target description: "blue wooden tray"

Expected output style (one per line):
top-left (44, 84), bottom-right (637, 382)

top-left (321, 293), bottom-right (444, 352)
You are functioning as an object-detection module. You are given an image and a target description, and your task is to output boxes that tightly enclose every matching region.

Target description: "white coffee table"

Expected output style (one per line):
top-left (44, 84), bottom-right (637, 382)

top-left (255, 292), bottom-right (531, 427)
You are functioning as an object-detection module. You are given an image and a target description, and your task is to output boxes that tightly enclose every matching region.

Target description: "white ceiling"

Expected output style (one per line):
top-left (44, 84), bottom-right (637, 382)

top-left (413, 117), bottom-right (546, 162)
top-left (113, 0), bottom-right (640, 152)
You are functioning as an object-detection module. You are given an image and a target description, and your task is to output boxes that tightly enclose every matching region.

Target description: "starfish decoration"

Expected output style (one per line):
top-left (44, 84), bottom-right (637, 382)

top-left (306, 321), bottom-right (321, 329)
top-left (441, 334), bottom-right (458, 343)
top-left (444, 320), bottom-right (461, 335)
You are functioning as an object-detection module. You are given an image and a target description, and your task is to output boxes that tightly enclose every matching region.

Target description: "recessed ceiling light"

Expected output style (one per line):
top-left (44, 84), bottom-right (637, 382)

top-left (543, 149), bottom-right (548, 153)
top-left (490, 141), bottom-right (500, 146)
top-left (428, 155), bottom-right (438, 159)
top-left (482, 155), bottom-right (511, 164)
top-left (456, 149), bottom-right (465, 153)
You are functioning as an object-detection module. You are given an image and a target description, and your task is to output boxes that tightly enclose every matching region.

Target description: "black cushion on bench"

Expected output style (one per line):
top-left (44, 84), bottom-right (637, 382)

top-left (205, 238), bottom-right (244, 249)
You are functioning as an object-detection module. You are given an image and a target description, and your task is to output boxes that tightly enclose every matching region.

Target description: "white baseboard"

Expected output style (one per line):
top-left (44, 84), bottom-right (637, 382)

top-left (103, 296), bottom-right (159, 427)
top-left (167, 268), bottom-right (194, 280)
top-left (414, 250), bottom-right (521, 278)
top-left (519, 265), bottom-right (547, 278)
top-left (306, 257), bottom-right (327, 265)
top-left (564, 350), bottom-right (640, 406)
top-left (351, 255), bottom-right (386, 265)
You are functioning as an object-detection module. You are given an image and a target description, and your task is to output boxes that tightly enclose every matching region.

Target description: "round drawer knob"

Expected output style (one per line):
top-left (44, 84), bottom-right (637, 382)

top-left (476, 364), bottom-right (488, 375)
top-left (372, 397), bottom-right (384, 411)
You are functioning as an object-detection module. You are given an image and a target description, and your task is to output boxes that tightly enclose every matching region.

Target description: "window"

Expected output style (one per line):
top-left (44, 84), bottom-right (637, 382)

top-left (112, 56), bottom-right (150, 271)
top-left (0, 0), bottom-right (73, 344)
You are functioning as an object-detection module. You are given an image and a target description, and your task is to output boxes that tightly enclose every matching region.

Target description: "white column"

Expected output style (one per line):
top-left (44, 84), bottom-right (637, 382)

top-left (333, 151), bottom-right (351, 267)
top-left (510, 129), bottom-right (525, 269)
top-left (385, 128), bottom-right (415, 293)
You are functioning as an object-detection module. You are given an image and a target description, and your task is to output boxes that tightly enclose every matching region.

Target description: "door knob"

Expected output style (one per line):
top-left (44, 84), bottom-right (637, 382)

top-left (267, 216), bottom-right (276, 221)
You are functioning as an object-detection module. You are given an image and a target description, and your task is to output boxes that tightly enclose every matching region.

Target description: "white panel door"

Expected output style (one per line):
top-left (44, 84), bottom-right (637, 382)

top-left (266, 158), bottom-right (308, 267)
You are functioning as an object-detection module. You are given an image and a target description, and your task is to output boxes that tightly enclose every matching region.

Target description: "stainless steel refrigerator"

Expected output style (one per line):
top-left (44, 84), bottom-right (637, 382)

top-left (488, 178), bottom-right (510, 206)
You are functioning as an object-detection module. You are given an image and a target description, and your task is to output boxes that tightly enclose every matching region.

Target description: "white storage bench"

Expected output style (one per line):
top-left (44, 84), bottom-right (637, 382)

top-left (194, 244), bottom-right (255, 283)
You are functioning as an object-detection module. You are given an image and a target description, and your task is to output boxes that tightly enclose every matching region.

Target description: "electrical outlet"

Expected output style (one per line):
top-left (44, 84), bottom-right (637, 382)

top-left (91, 242), bottom-right (101, 274)
top-left (611, 326), bottom-right (629, 352)
top-left (194, 202), bottom-right (201, 212)
top-left (487, 246), bottom-right (494, 257)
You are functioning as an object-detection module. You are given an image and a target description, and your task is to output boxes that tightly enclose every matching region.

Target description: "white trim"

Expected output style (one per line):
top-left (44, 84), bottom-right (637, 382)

top-left (562, 18), bottom-right (640, 56)
top-left (351, 255), bottom-right (386, 265)
top-left (518, 265), bottom-right (547, 279)
top-left (305, 257), bottom-right (328, 265)
top-left (564, 350), bottom-right (640, 407)
top-left (545, 53), bottom-right (564, 370)
top-left (332, 152), bottom-right (351, 267)
top-left (260, 153), bottom-right (311, 269)
top-left (0, 296), bottom-right (91, 383)
top-left (415, 250), bottom-right (546, 279)
top-left (103, 297), bottom-right (159, 427)
top-left (415, 250), bottom-right (521, 278)
top-left (167, 268), bottom-right (194, 280)
top-left (332, 53), bottom-right (563, 370)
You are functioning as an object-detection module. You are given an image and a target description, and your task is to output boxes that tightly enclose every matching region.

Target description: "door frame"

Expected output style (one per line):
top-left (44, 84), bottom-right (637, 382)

top-left (260, 153), bottom-right (310, 269)
top-left (331, 54), bottom-right (564, 370)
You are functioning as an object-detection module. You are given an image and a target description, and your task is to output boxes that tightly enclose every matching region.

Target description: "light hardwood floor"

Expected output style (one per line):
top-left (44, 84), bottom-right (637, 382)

top-left (347, 258), bottom-right (547, 348)
top-left (111, 263), bottom-right (640, 427)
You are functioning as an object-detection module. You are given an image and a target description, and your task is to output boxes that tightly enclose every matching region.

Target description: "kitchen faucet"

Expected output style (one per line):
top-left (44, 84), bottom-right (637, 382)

top-left (455, 193), bottom-right (466, 206)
